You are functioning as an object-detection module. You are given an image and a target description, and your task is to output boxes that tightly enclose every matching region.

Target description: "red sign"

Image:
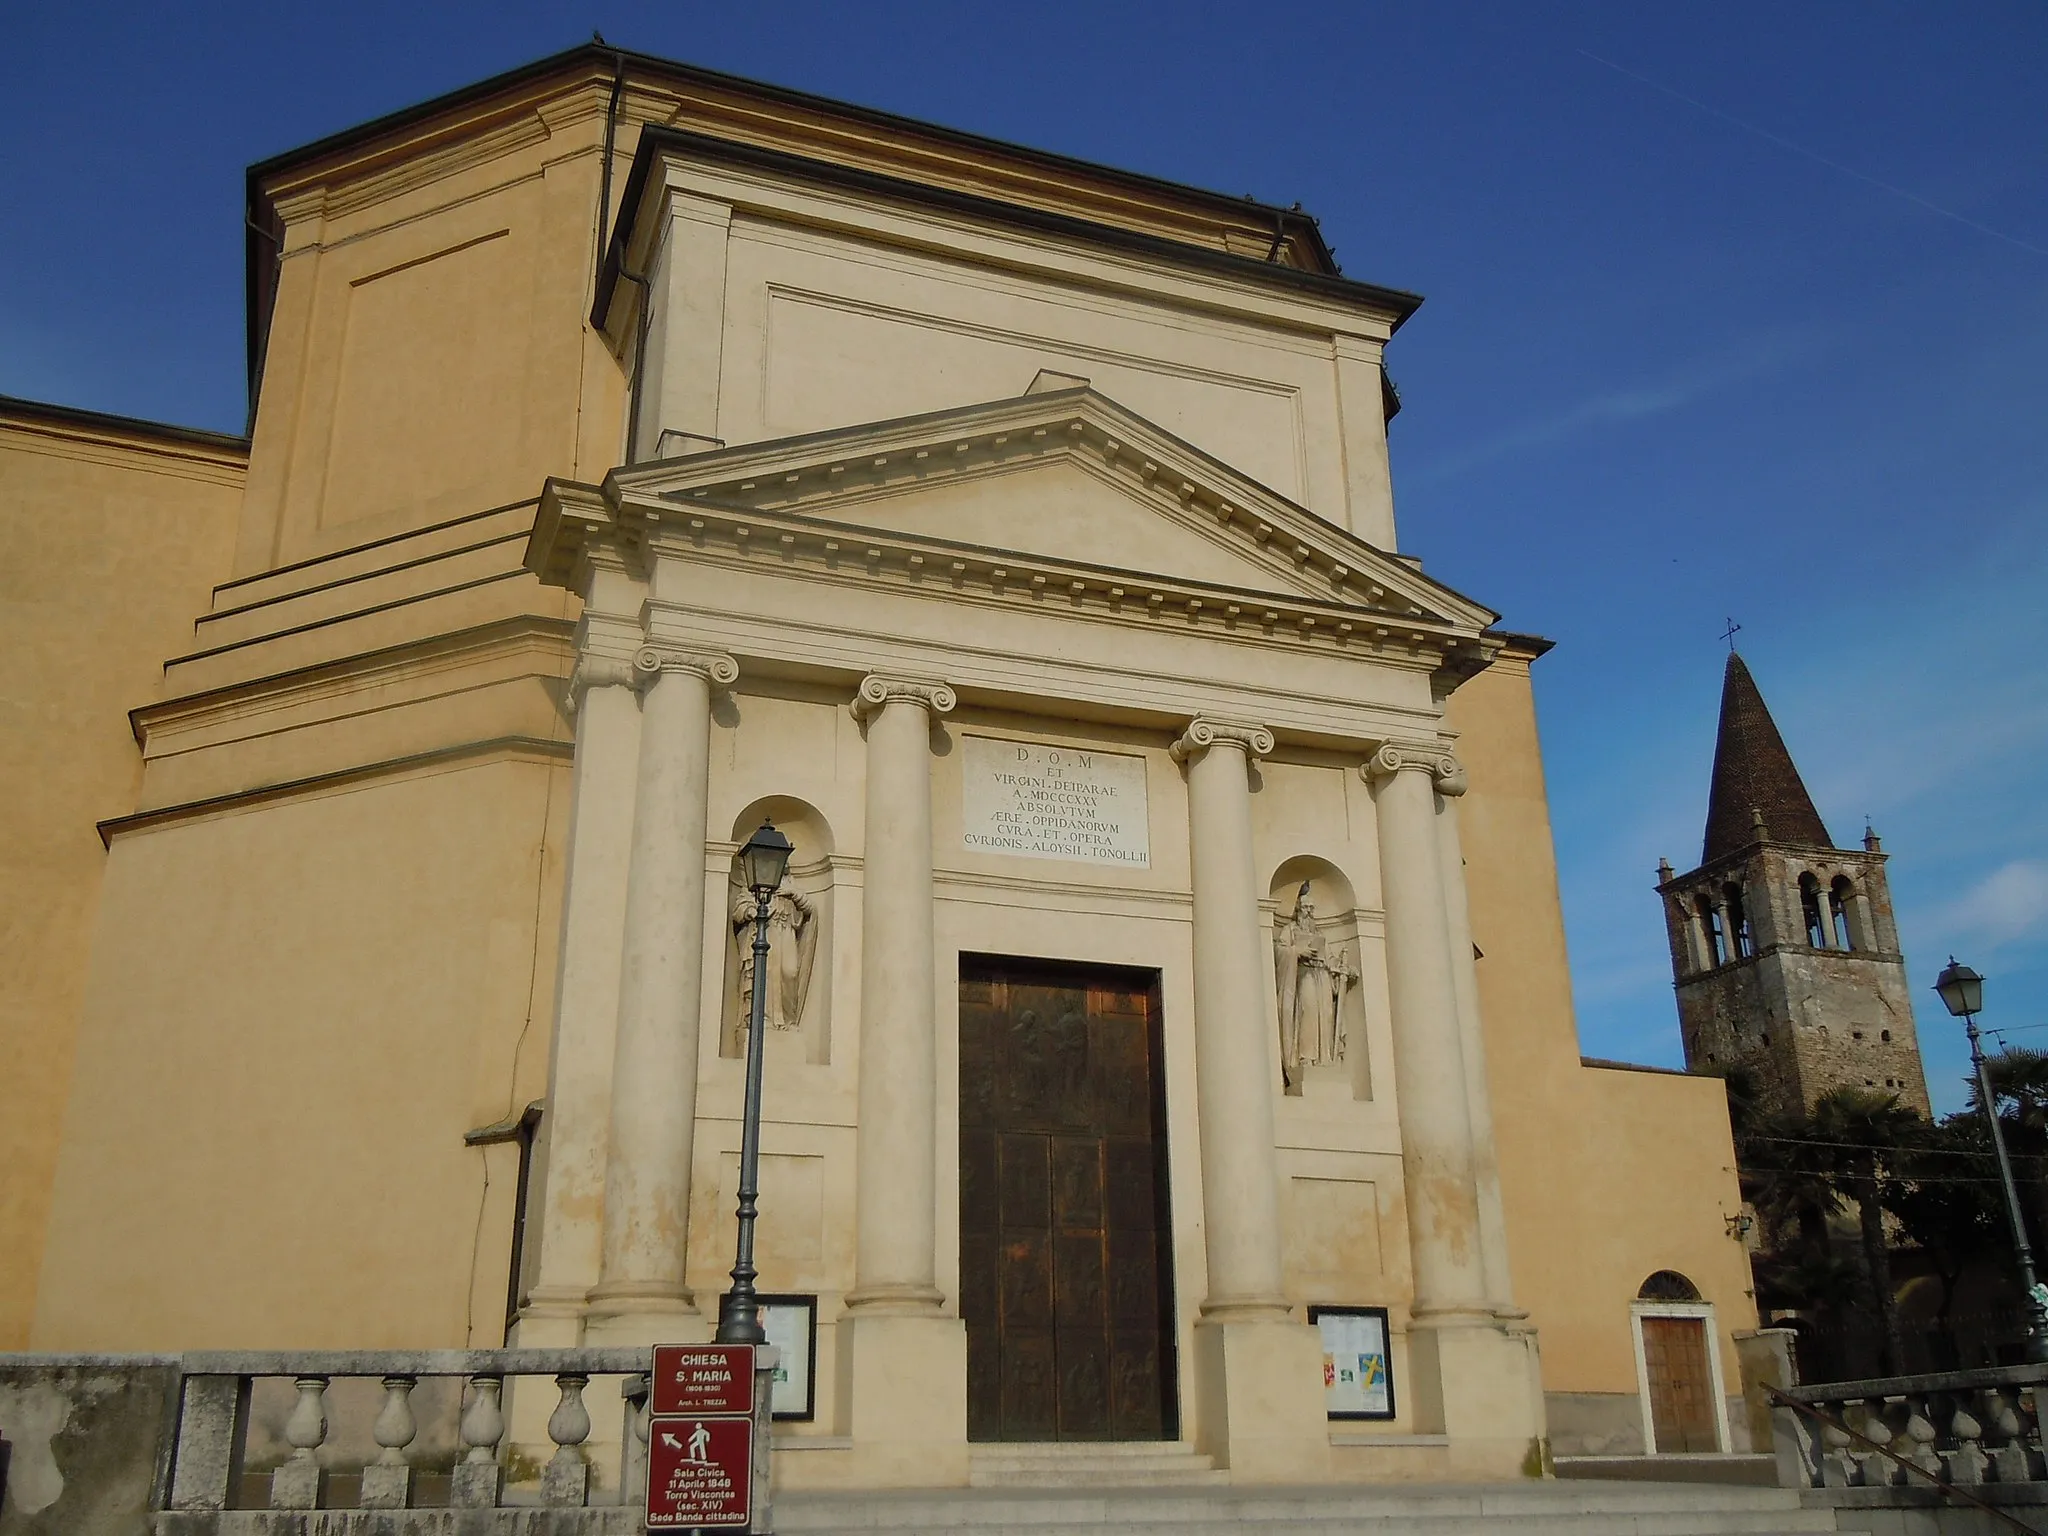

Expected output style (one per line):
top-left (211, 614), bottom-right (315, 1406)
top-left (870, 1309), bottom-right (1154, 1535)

top-left (646, 1414), bottom-right (753, 1529)
top-left (652, 1343), bottom-right (755, 1415)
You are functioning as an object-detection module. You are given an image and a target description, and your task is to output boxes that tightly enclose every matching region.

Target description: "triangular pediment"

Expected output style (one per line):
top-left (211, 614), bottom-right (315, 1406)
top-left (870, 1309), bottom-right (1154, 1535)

top-left (603, 387), bottom-right (1493, 631)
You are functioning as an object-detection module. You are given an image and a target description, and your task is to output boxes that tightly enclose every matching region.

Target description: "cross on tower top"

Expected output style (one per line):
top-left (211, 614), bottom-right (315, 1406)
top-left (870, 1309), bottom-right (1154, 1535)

top-left (1720, 617), bottom-right (1743, 652)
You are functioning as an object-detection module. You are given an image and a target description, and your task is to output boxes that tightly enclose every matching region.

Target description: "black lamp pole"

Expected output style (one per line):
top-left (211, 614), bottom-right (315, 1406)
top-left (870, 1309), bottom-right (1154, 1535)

top-left (717, 820), bottom-right (793, 1346)
top-left (1936, 957), bottom-right (2048, 1365)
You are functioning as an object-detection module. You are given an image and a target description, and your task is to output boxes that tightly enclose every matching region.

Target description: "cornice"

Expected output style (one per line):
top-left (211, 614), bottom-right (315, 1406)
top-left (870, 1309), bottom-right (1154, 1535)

top-left (608, 389), bottom-right (1480, 624)
top-left (557, 491), bottom-right (1480, 679)
top-left (100, 734), bottom-right (571, 848)
top-left (0, 393), bottom-right (248, 472)
top-left (596, 124), bottom-right (1414, 339)
top-left (131, 616), bottom-right (573, 751)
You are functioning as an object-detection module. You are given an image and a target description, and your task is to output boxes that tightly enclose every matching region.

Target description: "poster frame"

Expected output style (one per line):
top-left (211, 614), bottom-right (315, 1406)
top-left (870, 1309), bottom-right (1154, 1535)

top-left (1308, 1303), bottom-right (1397, 1421)
top-left (757, 1292), bottom-right (818, 1422)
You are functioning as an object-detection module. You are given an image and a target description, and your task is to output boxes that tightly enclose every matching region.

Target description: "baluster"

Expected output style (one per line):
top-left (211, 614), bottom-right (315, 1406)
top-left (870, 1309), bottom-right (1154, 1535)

top-left (451, 1374), bottom-right (506, 1508)
top-left (2022, 1385), bottom-right (2047, 1482)
top-left (541, 1373), bottom-right (593, 1507)
top-left (1852, 1397), bottom-right (1895, 1487)
top-left (359, 1375), bottom-right (418, 1509)
top-left (1819, 1404), bottom-right (1856, 1488)
top-left (1984, 1387), bottom-right (2032, 1483)
top-left (1900, 1394), bottom-right (1941, 1479)
top-left (1946, 1391), bottom-right (1988, 1485)
top-left (621, 1374), bottom-right (652, 1507)
top-left (269, 1376), bottom-right (329, 1509)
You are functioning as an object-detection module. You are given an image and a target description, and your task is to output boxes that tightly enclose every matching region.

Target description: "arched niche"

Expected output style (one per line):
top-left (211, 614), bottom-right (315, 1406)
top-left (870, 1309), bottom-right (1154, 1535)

top-left (1267, 854), bottom-right (1373, 1101)
top-left (719, 796), bottom-right (837, 1065)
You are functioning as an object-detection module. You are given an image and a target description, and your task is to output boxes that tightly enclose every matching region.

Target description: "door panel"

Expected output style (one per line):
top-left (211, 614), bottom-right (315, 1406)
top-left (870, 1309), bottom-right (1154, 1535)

top-left (1642, 1315), bottom-right (1718, 1452)
top-left (960, 957), bottom-right (1176, 1441)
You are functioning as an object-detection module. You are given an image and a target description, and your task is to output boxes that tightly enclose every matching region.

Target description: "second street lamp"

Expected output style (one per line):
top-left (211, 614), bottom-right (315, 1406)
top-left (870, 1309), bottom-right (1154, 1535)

top-left (717, 818), bottom-right (794, 1345)
top-left (1935, 956), bottom-right (2048, 1364)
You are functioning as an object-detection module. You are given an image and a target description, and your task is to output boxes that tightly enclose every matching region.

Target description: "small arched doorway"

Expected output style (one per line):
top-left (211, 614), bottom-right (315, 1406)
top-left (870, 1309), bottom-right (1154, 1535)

top-left (1631, 1271), bottom-right (1728, 1453)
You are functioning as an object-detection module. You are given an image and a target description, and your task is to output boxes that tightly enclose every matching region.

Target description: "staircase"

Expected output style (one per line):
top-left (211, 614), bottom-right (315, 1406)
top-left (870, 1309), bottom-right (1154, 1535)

top-left (777, 1476), bottom-right (1840, 1535)
top-left (969, 1441), bottom-right (1227, 1488)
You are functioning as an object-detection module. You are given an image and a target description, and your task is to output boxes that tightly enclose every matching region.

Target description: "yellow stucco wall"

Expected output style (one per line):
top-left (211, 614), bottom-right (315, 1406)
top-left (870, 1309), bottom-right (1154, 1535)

top-left (33, 757), bottom-right (566, 1349)
top-left (1451, 647), bottom-right (1757, 1404)
top-left (0, 409), bottom-right (245, 1347)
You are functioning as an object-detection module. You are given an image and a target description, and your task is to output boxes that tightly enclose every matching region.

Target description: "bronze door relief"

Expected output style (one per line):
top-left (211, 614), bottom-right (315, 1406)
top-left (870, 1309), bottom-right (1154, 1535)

top-left (959, 957), bottom-right (1177, 1441)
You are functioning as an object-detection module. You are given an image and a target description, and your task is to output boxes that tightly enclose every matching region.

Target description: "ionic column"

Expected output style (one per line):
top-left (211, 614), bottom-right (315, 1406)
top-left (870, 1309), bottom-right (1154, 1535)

top-left (847, 675), bottom-right (956, 1310)
top-left (1365, 743), bottom-right (1488, 1320)
top-left (1431, 760), bottom-right (1519, 1319)
top-left (587, 644), bottom-right (738, 1323)
top-left (1173, 718), bottom-right (1290, 1318)
top-left (521, 652), bottom-right (643, 1330)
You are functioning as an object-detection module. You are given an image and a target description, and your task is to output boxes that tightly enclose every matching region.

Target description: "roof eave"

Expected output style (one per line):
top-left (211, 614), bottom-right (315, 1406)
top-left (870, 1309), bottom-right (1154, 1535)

top-left (593, 123), bottom-right (1422, 338)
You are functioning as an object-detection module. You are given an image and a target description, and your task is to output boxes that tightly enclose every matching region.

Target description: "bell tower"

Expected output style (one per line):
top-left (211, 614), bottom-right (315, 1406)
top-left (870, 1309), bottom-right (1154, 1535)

top-left (1655, 653), bottom-right (1930, 1117)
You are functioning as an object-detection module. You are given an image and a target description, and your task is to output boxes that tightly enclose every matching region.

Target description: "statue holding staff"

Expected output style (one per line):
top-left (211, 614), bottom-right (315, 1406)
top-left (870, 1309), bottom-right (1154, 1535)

top-left (1274, 882), bottom-right (1357, 1088)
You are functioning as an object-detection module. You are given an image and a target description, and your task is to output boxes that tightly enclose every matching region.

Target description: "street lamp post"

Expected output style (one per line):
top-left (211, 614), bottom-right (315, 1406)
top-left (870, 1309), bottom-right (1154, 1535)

top-left (716, 819), bottom-right (794, 1346)
top-left (1935, 956), bottom-right (2048, 1364)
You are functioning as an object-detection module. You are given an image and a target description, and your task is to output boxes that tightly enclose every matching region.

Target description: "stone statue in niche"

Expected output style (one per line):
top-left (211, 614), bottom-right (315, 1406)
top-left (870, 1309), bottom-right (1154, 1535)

top-left (731, 878), bottom-right (818, 1037)
top-left (1274, 882), bottom-right (1357, 1089)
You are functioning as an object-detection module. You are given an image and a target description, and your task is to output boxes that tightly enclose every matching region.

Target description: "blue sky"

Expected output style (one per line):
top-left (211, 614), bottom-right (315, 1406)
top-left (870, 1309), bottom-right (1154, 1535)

top-left (5, 2), bottom-right (2043, 1112)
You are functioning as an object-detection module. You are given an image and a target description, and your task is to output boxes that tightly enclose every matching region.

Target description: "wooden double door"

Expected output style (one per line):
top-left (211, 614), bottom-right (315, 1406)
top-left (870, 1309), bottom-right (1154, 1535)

top-left (1641, 1314), bottom-right (1719, 1452)
top-left (959, 957), bottom-right (1178, 1441)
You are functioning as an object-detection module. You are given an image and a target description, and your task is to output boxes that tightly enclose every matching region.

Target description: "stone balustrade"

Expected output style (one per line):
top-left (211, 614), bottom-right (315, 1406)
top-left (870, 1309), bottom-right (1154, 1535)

top-left (0, 1347), bottom-right (657, 1532)
top-left (1775, 1364), bottom-right (2047, 1496)
top-left (2, 1345), bottom-right (787, 1531)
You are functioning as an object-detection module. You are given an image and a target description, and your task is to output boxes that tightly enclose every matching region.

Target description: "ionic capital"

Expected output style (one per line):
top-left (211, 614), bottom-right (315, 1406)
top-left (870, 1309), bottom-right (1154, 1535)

top-left (1363, 742), bottom-right (1465, 796)
top-left (566, 653), bottom-right (641, 712)
top-left (631, 646), bottom-right (739, 688)
top-left (1170, 717), bottom-right (1275, 764)
top-left (850, 674), bottom-right (957, 723)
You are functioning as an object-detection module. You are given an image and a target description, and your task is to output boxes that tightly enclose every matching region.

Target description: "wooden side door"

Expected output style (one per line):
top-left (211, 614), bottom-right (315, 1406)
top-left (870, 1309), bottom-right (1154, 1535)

top-left (960, 957), bottom-right (1176, 1441)
top-left (1641, 1314), bottom-right (1719, 1452)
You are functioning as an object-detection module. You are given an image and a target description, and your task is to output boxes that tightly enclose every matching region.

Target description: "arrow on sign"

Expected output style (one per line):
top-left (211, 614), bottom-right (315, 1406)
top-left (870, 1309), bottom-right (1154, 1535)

top-left (661, 1432), bottom-right (682, 1449)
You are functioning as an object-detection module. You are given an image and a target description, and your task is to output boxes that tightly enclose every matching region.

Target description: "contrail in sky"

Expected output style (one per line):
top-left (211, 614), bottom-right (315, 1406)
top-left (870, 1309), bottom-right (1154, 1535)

top-left (1577, 47), bottom-right (2048, 258)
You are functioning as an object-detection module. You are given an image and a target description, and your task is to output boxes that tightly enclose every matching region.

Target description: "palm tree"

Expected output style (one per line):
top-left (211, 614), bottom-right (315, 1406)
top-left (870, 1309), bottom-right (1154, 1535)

top-left (1890, 1115), bottom-right (2003, 1363)
top-left (1972, 1047), bottom-right (2048, 1252)
top-left (1809, 1087), bottom-right (1926, 1374)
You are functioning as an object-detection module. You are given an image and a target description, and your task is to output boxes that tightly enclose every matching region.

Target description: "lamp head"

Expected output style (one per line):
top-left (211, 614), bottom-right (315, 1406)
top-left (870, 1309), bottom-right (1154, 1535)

top-left (1934, 956), bottom-right (1984, 1020)
top-left (737, 820), bottom-right (794, 897)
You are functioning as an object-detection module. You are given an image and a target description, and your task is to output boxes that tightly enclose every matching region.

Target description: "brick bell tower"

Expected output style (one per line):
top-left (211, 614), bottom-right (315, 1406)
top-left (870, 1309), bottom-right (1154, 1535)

top-left (1655, 653), bottom-right (1930, 1118)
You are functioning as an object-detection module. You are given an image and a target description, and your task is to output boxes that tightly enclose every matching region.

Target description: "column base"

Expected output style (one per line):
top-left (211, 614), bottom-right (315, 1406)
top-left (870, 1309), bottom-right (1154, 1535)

top-left (833, 1311), bottom-right (968, 1487)
top-left (1405, 1319), bottom-right (1547, 1478)
top-left (1190, 1316), bottom-right (1331, 1483)
top-left (581, 1286), bottom-right (708, 1348)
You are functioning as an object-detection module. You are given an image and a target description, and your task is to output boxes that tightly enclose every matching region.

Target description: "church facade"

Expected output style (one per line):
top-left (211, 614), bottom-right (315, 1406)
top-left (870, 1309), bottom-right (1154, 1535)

top-left (5, 44), bottom-right (1762, 1485)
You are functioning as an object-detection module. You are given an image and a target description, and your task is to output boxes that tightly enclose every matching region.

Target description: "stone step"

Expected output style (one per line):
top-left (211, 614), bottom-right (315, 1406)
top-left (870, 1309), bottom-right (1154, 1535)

top-left (776, 1480), bottom-right (1840, 1535)
top-left (969, 1441), bottom-right (1223, 1488)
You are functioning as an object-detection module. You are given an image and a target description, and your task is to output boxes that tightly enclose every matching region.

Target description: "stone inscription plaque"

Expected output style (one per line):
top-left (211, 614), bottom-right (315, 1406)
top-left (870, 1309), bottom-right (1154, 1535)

top-left (962, 737), bottom-right (1149, 868)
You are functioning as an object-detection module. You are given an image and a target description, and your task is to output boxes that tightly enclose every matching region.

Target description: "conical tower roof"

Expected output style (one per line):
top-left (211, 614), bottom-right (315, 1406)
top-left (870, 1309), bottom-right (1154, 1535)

top-left (1702, 653), bottom-right (1832, 863)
